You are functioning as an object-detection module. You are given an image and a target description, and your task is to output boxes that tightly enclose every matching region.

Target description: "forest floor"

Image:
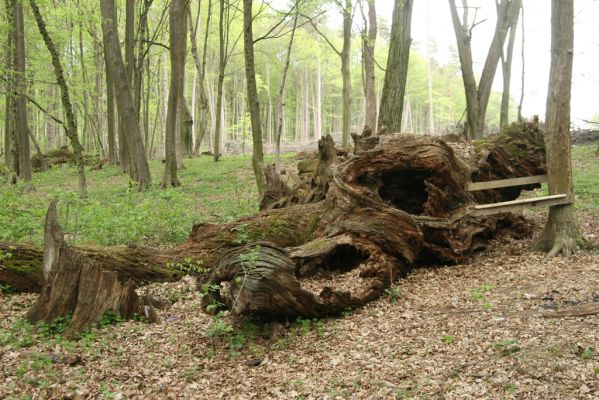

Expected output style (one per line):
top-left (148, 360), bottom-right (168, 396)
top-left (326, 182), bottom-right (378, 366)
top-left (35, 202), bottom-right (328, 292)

top-left (1, 146), bottom-right (599, 399)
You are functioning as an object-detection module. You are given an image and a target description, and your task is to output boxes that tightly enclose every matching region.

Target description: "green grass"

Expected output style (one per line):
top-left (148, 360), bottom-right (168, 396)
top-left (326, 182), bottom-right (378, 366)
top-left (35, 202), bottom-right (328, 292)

top-left (571, 145), bottom-right (599, 209)
top-left (0, 154), bottom-right (292, 246)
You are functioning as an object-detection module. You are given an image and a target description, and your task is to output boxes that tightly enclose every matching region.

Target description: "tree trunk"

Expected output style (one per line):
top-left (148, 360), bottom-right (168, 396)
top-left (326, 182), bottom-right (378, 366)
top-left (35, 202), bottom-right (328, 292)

top-left (532, 0), bottom-right (580, 258)
top-left (448, 0), bottom-right (521, 139)
top-left (26, 203), bottom-right (159, 338)
top-left (213, 0), bottom-right (226, 162)
top-left (500, 4), bottom-right (519, 129)
top-left (362, 0), bottom-right (377, 132)
top-left (163, 0), bottom-right (187, 187)
top-left (12, 0), bottom-right (32, 187)
top-left (29, 0), bottom-right (87, 197)
top-left (101, 0), bottom-right (151, 191)
top-left (243, 0), bottom-right (265, 194)
top-left (517, 3), bottom-right (525, 122)
top-left (275, 3), bottom-right (299, 173)
top-left (2, 125), bottom-right (544, 320)
top-left (340, 0), bottom-right (352, 147)
top-left (3, 9), bottom-right (15, 171)
top-left (378, 0), bottom-right (413, 134)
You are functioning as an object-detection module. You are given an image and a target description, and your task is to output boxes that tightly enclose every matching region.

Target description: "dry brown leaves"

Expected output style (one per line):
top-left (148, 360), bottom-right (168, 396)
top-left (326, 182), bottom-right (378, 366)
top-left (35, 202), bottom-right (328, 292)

top-left (1, 212), bottom-right (599, 399)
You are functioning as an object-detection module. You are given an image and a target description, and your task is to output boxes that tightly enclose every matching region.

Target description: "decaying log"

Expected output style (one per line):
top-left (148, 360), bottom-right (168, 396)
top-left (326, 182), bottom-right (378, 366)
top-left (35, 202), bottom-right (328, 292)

top-left (3, 122), bottom-right (546, 321)
top-left (26, 203), bottom-right (159, 337)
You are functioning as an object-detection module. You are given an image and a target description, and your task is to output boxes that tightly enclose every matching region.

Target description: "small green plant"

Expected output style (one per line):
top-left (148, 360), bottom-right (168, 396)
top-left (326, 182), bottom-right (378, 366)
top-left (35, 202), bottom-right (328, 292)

top-left (580, 347), bottom-right (596, 360)
top-left (504, 382), bottom-right (517, 394)
top-left (492, 339), bottom-right (521, 356)
top-left (232, 224), bottom-right (250, 244)
top-left (442, 335), bottom-right (455, 345)
top-left (204, 312), bottom-right (234, 338)
top-left (168, 258), bottom-right (208, 276)
top-left (37, 314), bottom-right (71, 337)
top-left (593, 367), bottom-right (599, 375)
top-left (384, 287), bottom-right (402, 304)
top-left (0, 283), bottom-right (16, 295)
top-left (471, 284), bottom-right (493, 309)
top-left (97, 310), bottom-right (125, 328)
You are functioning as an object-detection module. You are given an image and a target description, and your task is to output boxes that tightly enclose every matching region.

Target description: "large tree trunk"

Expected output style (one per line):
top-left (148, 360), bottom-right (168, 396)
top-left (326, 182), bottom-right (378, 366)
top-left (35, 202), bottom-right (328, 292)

top-left (3, 123), bottom-right (546, 321)
top-left (101, 0), bottom-right (151, 190)
top-left (532, 0), bottom-right (580, 258)
top-left (378, 0), bottom-right (413, 134)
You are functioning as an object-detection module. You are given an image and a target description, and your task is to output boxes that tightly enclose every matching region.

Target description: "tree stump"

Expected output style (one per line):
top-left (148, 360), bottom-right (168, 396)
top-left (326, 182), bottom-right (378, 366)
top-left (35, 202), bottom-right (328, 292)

top-left (26, 203), bottom-right (158, 337)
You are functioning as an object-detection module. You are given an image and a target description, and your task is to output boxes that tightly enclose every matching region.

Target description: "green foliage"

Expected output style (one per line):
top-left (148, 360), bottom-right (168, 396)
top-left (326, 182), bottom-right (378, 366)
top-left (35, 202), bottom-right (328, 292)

top-left (470, 284), bottom-right (493, 309)
top-left (97, 310), bottom-right (125, 328)
top-left (504, 382), bottom-right (517, 395)
top-left (442, 335), bottom-right (455, 345)
top-left (579, 347), bottom-right (596, 360)
top-left (204, 312), bottom-right (234, 338)
top-left (37, 315), bottom-right (71, 337)
top-left (168, 258), bottom-right (209, 276)
top-left (384, 287), bottom-right (402, 305)
top-left (492, 339), bottom-right (521, 357)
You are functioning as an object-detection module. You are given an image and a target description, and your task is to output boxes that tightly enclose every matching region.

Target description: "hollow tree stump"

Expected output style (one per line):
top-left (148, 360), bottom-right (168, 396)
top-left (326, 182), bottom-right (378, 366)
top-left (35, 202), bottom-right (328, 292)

top-left (26, 203), bottom-right (158, 337)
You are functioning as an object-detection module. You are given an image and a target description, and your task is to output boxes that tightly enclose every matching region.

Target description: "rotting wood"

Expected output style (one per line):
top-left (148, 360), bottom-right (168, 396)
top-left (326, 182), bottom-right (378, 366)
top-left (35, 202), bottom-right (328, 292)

top-left (3, 122), bottom-right (548, 320)
top-left (26, 202), bottom-right (159, 337)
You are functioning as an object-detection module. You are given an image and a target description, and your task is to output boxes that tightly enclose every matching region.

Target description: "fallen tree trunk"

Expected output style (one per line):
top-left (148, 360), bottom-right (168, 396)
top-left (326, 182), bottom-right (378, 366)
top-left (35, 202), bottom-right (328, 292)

top-left (1, 122), bottom-right (545, 320)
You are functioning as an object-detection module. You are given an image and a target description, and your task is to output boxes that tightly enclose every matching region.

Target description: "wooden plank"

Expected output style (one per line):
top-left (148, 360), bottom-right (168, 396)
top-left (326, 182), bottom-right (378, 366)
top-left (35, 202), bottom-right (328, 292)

top-left (467, 175), bottom-right (548, 191)
top-left (469, 194), bottom-right (571, 217)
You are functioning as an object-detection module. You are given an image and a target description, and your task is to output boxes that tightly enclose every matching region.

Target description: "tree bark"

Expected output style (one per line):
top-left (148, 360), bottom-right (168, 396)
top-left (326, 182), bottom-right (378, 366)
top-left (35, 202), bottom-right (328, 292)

top-left (378, 0), bottom-right (413, 134)
top-left (275, 3), bottom-right (299, 173)
top-left (500, 3), bottom-right (519, 129)
top-left (362, 0), bottom-right (377, 132)
top-left (448, 0), bottom-right (521, 139)
top-left (2, 125), bottom-right (545, 319)
top-left (243, 0), bottom-right (266, 195)
top-left (213, 0), bottom-right (226, 161)
top-left (101, 0), bottom-right (151, 191)
top-left (163, 0), bottom-right (187, 188)
top-left (12, 0), bottom-right (32, 187)
top-left (29, 0), bottom-right (87, 197)
top-left (532, 0), bottom-right (580, 258)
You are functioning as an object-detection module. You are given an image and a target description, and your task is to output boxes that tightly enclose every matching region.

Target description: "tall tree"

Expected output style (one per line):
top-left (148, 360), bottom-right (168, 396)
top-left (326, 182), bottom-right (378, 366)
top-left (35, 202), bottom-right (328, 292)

top-left (378, 0), bottom-right (413, 134)
top-left (448, 0), bottom-right (521, 139)
top-left (499, 2), bottom-right (520, 129)
top-left (533, 0), bottom-right (580, 258)
top-left (12, 0), bottom-right (32, 187)
top-left (101, 0), bottom-right (152, 190)
top-left (361, 0), bottom-right (377, 131)
top-left (3, 0), bottom-right (15, 172)
top-left (163, 0), bottom-right (187, 187)
top-left (309, 0), bottom-right (353, 147)
top-left (213, 0), bottom-right (226, 161)
top-left (243, 0), bottom-right (266, 195)
top-left (275, 2), bottom-right (300, 173)
top-left (29, 0), bottom-right (87, 197)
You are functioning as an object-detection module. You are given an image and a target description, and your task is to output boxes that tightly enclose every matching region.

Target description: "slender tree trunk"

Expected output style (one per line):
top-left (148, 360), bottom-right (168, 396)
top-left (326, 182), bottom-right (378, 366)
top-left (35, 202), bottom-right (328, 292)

top-left (30, 0), bottom-right (89, 195)
top-left (213, 0), bottom-right (226, 161)
top-left (500, 5), bottom-right (519, 129)
top-left (3, 4), bottom-right (14, 171)
top-left (243, 0), bottom-right (265, 195)
top-left (533, 0), bottom-right (579, 258)
top-left (362, 0), bottom-right (377, 131)
top-left (378, 0), bottom-right (413, 134)
top-left (12, 0), bottom-right (32, 187)
top-left (425, 0), bottom-right (435, 134)
top-left (163, 0), bottom-right (187, 187)
top-left (340, 0), bottom-right (352, 147)
top-left (101, 0), bottom-right (151, 190)
top-left (517, 3), bottom-right (525, 122)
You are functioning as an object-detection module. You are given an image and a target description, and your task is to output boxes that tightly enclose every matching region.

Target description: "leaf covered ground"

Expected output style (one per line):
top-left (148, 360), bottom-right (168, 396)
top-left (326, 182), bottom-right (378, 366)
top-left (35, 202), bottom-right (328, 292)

top-left (1, 146), bottom-right (599, 399)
